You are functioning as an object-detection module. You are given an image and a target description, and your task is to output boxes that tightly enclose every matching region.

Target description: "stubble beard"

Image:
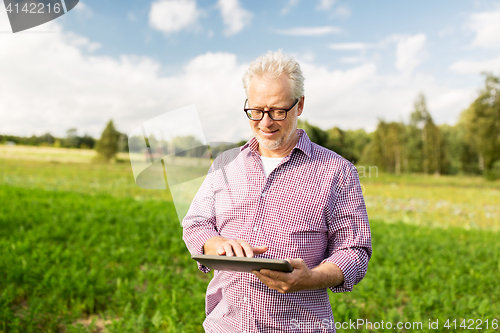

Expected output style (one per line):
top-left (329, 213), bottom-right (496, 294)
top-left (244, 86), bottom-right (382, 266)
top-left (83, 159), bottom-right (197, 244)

top-left (254, 117), bottom-right (298, 151)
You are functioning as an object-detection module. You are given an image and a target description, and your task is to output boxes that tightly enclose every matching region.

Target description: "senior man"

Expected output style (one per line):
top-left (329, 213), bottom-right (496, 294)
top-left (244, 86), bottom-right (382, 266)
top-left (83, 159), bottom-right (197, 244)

top-left (182, 50), bottom-right (372, 332)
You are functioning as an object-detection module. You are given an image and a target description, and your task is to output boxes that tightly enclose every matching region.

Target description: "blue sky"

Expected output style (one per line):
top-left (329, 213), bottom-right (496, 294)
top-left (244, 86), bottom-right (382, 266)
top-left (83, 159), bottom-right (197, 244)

top-left (1, 0), bottom-right (500, 142)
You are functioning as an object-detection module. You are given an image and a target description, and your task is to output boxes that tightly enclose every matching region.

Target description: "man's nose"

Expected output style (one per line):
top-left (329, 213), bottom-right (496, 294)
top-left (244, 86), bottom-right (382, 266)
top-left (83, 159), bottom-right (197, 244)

top-left (260, 112), bottom-right (274, 127)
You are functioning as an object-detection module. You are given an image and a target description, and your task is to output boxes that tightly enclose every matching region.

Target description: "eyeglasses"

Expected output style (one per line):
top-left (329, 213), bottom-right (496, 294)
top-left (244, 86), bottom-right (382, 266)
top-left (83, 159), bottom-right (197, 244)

top-left (244, 98), bottom-right (299, 121)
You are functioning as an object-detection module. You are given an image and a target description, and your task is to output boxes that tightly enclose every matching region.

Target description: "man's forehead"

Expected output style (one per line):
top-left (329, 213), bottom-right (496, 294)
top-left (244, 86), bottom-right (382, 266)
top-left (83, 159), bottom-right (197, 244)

top-left (248, 75), bottom-right (292, 97)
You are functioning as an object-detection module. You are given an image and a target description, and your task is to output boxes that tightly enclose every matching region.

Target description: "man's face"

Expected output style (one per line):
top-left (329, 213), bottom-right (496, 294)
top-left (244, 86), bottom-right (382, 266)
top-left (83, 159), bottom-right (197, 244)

top-left (247, 74), bottom-right (303, 155)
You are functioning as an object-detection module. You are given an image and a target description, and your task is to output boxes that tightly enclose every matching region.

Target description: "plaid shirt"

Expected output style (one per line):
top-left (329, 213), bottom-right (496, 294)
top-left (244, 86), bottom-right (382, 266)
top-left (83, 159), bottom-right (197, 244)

top-left (182, 129), bottom-right (372, 333)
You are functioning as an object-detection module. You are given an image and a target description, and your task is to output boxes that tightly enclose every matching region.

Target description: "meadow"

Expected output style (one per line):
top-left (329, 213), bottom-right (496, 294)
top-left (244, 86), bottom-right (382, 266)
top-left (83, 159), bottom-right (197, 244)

top-left (1, 145), bottom-right (499, 332)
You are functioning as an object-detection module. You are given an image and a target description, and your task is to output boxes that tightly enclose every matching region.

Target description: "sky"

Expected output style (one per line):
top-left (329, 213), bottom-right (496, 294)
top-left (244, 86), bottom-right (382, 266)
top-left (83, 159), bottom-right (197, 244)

top-left (1, 0), bottom-right (500, 143)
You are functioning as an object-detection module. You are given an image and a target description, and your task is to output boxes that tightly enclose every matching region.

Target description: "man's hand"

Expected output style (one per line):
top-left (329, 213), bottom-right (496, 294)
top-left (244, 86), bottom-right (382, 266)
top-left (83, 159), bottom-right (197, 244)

top-left (203, 236), bottom-right (268, 258)
top-left (252, 259), bottom-right (344, 293)
top-left (252, 258), bottom-right (312, 293)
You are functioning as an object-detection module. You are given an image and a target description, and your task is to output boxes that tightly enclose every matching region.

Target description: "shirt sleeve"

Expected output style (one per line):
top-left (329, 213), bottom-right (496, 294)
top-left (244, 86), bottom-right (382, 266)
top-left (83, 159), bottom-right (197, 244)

top-left (322, 163), bottom-right (372, 293)
top-left (182, 165), bottom-right (220, 273)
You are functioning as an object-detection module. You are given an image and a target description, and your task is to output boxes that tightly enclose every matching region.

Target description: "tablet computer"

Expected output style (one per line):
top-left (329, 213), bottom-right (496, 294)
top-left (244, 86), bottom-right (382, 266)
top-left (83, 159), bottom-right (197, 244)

top-left (191, 254), bottom-right (293, 273)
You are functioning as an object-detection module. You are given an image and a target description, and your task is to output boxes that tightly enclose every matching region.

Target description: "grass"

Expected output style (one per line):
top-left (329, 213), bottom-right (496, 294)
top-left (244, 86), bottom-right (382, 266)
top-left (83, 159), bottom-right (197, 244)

top-left (1, 145), bottom-right (499, 332)
top-left (0, 185), bottom-right (208, 332)
top-left (0, 145), bottom-right (133, 164)
top-left (359, 172), bottom-right (500, 230)
top-left (331, 220), bottom-right (500, 332)
top-left (0, 157), bottom-right (172, 201)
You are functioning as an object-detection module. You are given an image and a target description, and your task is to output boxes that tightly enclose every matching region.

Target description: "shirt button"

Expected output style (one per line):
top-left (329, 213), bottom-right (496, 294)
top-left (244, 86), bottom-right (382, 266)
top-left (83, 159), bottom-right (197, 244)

top-left (243, 297), bottom-right (247, 302)
top-left (261, 192), bottom-right (266, 197)
top-left (253, 227), bottom-right (258, 231)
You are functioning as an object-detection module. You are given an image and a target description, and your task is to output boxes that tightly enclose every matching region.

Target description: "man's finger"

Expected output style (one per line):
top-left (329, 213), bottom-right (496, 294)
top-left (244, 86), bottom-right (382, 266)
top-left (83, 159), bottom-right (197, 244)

top-left (216, 245), bottom-right (226, 256)
top-left (252, 245), bottom-right (268, 255)
top-left (253, 271), bottom-right (284, 292)
top-left (238, 240), bottom-right (254, 258)
top-left (228, 240), bottom-right (245, 257)
top-left (259, 269), bottom-right (288, 282)
top-left (253, 270), bottom-right (272, 284)
top-left (287, 258), bottom-right (304, 268)
top-left (223, 243), bottom-right (234, 257)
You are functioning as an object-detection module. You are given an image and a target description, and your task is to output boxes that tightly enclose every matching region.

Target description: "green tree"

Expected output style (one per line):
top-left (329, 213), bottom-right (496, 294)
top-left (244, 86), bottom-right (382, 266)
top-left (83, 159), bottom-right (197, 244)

top-left (95, 120), bottom-right (120, 162)
top-left (117, 133), bottom-right (128, 152)
top-left (461, 74), bottom-right (500, 176)
top-left (169, 135), bottom-right (207, 157)
top-left (439, 124), bottom-right (461, 175)
top-left (362, 120), bottom-right (406, 173)
top-left (440, 122), bottom-right (480, 175)
top-left (343, 129), bottom-right (371, 164)
top-left (65, 128), bottom-right (79, 148)
top-left (325, 127), bottom-right (365, 163)
top-left (298, 119), bottom-right (328, 147)
top-left (79, 134), bottom-right (96, 149)
top-left (297, 120), bottom-right (366, 163)
top-left (409, 94), bottom-right (443, 174)
top-left (40, 133), bottom-right (55, 146)
top-left (325, 127), bottom-right (345, 156)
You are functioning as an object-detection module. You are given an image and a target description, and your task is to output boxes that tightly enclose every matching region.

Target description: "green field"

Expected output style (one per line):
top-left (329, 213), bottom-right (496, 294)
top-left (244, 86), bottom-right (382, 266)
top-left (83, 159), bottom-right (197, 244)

top-left (1, 145), bottom-right (499, 332)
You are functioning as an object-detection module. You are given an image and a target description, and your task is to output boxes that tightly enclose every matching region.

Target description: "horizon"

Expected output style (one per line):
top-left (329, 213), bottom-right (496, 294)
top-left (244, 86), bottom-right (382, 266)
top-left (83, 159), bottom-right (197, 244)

top-left (0, 113), bottom-right (468, 141)
top-left (1, 0), bottom-right (500, 142)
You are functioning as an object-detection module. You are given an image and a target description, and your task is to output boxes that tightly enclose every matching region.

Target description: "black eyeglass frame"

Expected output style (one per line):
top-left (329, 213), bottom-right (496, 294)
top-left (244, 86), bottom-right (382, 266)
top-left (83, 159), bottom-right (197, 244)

top-left (243, 98), bottom-right (299, 121)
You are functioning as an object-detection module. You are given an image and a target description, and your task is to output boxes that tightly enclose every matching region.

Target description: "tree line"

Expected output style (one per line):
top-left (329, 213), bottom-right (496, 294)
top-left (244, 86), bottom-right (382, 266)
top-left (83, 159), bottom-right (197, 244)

top-left (0, 122), bottom-right (128, 162)
top-left (1, 74), bottom-right (499, 178)
top-left (299, 74), bottom-right (500, 179)
top-left (0, 129), bottom-right (97, 149)
top-left (360, 74), bottom-right (500, 179)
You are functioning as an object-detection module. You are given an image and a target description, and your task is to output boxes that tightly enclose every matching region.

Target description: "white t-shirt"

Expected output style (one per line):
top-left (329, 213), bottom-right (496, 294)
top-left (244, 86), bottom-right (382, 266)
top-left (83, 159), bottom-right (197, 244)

top-left (260, 156), bottom-right (284, 177)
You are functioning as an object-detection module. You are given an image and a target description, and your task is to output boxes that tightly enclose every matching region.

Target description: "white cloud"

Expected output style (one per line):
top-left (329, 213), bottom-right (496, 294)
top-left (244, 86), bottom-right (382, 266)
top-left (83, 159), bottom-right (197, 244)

top-left (63, 32), bottom-right (101, 52)
top-left (281, 0), bottom-right (300, 15)
top-left (450, 56), bottom-right (500, 75)
top-left (217, 0), bottom-right (252, 36)
top-left (300, 61), bottom-right (474, 129)
top-left (395, 34), bottom-right (427, 74)
top-left (73, 1), bottom-right (93, 18)
top-left (438, 26), bottom-right (454, 38)
top-left (276, 26), bottom-right (341, 36)
top-left (315, 0), bottom-right (350, 19)
top-left (0, 9), bottom-right (477, 142)
top-left (427, 89), bottom-right (475, 117)
top-left (467, 7), bottom-right (500, 48)
top-left (316, 0), bottom-right (336, 11)
top-left (329, 42), bottom-right (371, 51)
top-left (331, 5), bottom-right (351, 19)
top-left (294, 51), bottom-right (316, 63)
top-left (339, 57), bottom-right (363, 64)
top-left (149, 0), bottom-right (201, 35)
top-left (0, 9), bottom-right (249, 141)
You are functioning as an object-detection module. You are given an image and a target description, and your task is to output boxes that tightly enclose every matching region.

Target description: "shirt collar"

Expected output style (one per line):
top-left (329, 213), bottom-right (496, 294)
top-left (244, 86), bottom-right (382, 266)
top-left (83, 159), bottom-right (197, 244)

top-left (240, 129), bottom-right (312, 158)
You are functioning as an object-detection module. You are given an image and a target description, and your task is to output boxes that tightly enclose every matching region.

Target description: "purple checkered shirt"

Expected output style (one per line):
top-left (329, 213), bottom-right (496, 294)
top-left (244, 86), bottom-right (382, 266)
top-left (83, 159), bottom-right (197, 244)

top-left (182, 129), bottom-right (372, 333)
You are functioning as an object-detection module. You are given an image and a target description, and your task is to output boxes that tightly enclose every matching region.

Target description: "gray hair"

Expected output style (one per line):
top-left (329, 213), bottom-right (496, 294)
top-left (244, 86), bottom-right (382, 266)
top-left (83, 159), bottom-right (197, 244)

top-left (242, 50), bottom-right (305, 100)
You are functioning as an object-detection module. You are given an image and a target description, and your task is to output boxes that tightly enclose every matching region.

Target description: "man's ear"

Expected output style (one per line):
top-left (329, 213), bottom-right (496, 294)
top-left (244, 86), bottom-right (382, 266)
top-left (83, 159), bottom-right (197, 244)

top-left (297, 95), bottom-right (305, 117)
